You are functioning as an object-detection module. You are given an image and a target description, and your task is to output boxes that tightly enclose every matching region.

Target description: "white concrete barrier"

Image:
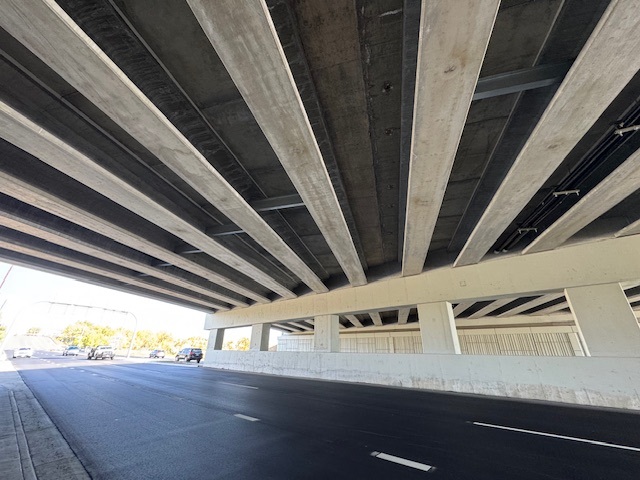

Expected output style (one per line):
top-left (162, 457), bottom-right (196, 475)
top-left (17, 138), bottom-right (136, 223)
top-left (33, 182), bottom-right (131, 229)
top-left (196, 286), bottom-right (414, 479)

top-left (203, 351), bottom-right (640, 410)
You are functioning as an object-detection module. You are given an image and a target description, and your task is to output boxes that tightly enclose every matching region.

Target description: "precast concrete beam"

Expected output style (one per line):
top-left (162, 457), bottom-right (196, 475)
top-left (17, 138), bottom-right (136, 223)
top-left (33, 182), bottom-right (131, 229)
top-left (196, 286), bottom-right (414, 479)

top-left (456, 0), bottom-right (640, 266)
top-left (0, 169), bottom-right (269, 304)
top-left (0, 101), bottom-right (295, 298)
top-left (566, 283), bottom-right (640, 357)
top-left (204, 234), bottom-right (640, 328)
top-left (250, 324), bottom-right (270, 351)
top-left (369, 312), bottom-right (382, 326)
top-left (616, 218), bottom-right (640, 238)
top-left (417, 302), bottom-right (460, 354)
top-left (0, 207), bottom-right (248, 307)
top-left (0, 0), bottom-right (326, 295)
top-left (401, 0), bottom-right (500, 276)
top-left (525, 146), bottom-right (640, 254)
top-left (397, 308), bottom-right (411, 325)
top-left (452, 302), bottom-right (475, 317)
top-left (0, 238), bottom-right (224, 310)
top-left (496, 293), bottom-right (564, 318)
top-left (186, 0), bottom-right (366, 287)
top-left (467, 297), bottom-right (516, 319)
top-left (344, 315), bottom-right (363, 328)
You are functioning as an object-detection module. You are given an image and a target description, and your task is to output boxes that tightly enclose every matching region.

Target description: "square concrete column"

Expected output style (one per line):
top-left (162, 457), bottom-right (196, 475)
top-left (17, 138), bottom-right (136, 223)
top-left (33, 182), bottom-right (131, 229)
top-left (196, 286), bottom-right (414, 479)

top-left (565, 283), bottom-right (640, 357)
top-left (208, 328), bottom-right (225, 351)
top-left (314, 314), bottom-right (340, 352)
top-left (250, 323), bottom-right (271, 351)
top-left (417, 302), bottom-right (461, 354)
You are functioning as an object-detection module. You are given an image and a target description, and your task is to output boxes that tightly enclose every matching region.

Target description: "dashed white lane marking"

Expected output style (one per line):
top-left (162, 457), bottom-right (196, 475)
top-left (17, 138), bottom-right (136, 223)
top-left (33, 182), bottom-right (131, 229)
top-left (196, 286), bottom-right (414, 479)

top-left (234, 414), bottom-right (260, 422)
top-left (370, 451), bottom-right (434, 472)
top-left (221, 382), bottom-right (258, 389)
top-left (473, 422), bottom-right (640, 452)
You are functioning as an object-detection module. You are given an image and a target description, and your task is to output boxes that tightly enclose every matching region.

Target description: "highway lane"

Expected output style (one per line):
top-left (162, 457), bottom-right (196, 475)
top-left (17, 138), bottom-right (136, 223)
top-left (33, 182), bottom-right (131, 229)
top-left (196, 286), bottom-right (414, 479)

top-left (11, 351), bottom-right (640, 479)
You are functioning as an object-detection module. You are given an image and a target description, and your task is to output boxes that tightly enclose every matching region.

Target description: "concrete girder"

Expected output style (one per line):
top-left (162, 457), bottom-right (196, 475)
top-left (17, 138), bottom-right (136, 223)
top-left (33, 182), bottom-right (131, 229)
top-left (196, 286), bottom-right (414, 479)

top-left (397, 308), bottom-right (411, 325)
top-left (0, 101), bottom-right (295, 298)
top-left (186, 0), bottom-right (366, 287)
top-left (0, 205), bottom-right (248, 308)
top-left (369, 312), bottom-right (383, 326)
top-left (496, 293), bottom-right (564, 318)
top-left (288, 321), bottom-right (313, 332)
top-left (455, 0), bottom-right (640, 266)
top-left (524, 146), bottom-right (640, 254)
top-left (0, 0), bottom-right (326, 295)
top-left (0, 237), bottom-right (224, 311)
top-left (205, 234), bottom-right (640, 328)
top-left (616, 219), bottom-right (640, 238)
top-left (467, 297), bottom-right (516, 319)
top-left (401, 0), bottom-right (500, 276)
top-left (344, 315), bottom-right (363, 328)
top-left (0, 249), bottom-right (214, 312)
top-left (0, 167), bottom-right (269, 304)
top-left (452, 302), bottom-right (475, 317)
top-left (533, 302), bottom-right (569, 316)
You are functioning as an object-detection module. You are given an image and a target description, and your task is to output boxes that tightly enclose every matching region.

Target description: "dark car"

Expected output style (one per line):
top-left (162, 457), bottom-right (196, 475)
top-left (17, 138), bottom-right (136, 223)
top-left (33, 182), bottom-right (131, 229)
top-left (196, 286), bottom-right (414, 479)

top-left (149, 349), bottom-right (165, 358)
top-left (175, 348), bottom-right (203, 363)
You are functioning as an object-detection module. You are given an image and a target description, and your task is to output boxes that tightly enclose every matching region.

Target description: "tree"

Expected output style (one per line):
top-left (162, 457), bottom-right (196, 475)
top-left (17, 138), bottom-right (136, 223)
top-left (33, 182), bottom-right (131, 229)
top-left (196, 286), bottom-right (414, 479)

top-left (27, 327), bottom-right (41, 336)
top-left (0, 324), bottom-right (5, 342)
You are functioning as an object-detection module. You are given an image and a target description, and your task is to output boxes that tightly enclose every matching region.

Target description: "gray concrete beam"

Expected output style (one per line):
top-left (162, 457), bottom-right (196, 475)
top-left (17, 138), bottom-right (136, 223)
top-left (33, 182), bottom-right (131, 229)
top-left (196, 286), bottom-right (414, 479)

top-left (455, 0), bottom-right (640, 266)
top-left (397, 308), bottom-right (411, 325)
top-left (0, 206), bottom-right (247, 307)
top-left (452, 302), bottom-right (475, 317)
top-left (369, 312), bottom-right (383, 326)
top-left (0, 169), bottom-right (269, 304)
top-left (524, 146), bottom-right (640, 254)
top-left (496, 293), bottom-right (564, 318)
top-left (0, 101), bottom-right (295, 298)
top-left (467, 297), bottom-right (516, 319)
top-left (401, 0), bottom-right (499, 276)
top-left (0, 237), bottom-right (224, 310)
top-left (187, 0), bottom-right (366, 287)
top-left (616, 218), bottom-right (640, 238)
top-left (204, 234), bottom-right (640, 328)
top-left (344, 315), bottom-right (363, 328)
top-left (0, 0), bottom-right (326, 294)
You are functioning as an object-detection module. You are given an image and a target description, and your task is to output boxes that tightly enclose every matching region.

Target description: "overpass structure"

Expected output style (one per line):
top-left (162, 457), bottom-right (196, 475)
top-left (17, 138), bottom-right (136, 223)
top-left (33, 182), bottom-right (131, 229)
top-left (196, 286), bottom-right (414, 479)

top-left (0, 1), bottom-right (640, 408)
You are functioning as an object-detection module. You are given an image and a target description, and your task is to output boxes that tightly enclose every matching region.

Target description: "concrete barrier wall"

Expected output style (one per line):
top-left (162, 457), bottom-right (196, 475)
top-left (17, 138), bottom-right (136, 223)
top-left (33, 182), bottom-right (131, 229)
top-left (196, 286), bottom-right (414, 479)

top-left (203, 350), bottom-right (640, 410)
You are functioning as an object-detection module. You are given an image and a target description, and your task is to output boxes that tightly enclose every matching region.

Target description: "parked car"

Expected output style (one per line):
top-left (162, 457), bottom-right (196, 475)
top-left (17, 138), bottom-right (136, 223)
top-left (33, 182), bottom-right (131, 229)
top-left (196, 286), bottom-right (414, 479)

top-left (87, 345), bottom-right (114, 360)
top-left (13, 347), bottom-right (33, 358)
top-left (149, 349), bottom-right (165, 358)
top-left (175, 348), bottom-right (203, 363)
top-left (63, 346), bottom-right (81, 356)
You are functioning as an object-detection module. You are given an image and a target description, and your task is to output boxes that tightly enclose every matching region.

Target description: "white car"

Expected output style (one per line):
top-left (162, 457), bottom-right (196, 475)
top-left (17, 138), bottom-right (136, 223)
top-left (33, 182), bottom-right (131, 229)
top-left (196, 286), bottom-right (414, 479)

top-left (13, 347), bottom-right (33, 358)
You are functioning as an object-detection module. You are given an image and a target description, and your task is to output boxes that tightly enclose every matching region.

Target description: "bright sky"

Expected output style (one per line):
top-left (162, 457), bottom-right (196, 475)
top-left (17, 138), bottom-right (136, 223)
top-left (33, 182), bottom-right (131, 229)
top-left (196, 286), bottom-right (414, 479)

top-left (0, 261), bottom-right (264, 344)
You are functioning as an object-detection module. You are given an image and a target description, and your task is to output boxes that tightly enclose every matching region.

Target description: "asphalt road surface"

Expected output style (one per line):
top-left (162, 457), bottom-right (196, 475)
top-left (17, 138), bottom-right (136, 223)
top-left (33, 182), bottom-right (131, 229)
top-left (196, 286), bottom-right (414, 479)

top-left (10, 350), bottom-right (640, 479)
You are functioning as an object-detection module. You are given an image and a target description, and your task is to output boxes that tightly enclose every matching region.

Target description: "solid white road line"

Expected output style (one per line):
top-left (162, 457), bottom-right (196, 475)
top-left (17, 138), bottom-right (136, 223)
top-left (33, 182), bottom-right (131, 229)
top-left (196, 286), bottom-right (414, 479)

top-left (370, 451), bottom-right (434, 472)
top-left (221, 382), bottom-right (258, 389)
top-left (473, 422), bottom-right (640, 452)
top-left (234, 414), bottom-right (260, 422)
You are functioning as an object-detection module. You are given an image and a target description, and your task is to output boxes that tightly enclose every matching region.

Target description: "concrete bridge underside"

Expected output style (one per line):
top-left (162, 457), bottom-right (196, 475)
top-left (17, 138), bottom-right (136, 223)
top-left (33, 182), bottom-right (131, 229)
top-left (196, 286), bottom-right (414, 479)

top-left (0, 1), bottom-right (640, 408)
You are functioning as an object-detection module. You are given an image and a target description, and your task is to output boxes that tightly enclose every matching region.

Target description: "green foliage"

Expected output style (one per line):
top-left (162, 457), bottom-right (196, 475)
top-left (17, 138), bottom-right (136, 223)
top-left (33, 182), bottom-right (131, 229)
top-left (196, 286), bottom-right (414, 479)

top-left (0, 324), bottom-right (6, 342)
top-left (56, 321), bottom-right (206, 354)
top-left (223, 337), bottom-right (250, 351)
top-left (26, 327), bottom-right (41, 336)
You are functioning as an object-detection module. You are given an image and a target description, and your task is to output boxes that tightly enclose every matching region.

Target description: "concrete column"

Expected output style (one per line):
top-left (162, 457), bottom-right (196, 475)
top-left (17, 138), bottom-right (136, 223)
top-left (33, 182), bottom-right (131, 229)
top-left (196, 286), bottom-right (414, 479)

top-left (208, 328), bottom-right (225, 351)
top-left (314, 314), bottom-right (340, 352)
top-left (250, 323), bottom-right (271, 351)
top-left (565, 283), bottom-right (640, 357)
top-left (417, 302), bottom-right (461, 354)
